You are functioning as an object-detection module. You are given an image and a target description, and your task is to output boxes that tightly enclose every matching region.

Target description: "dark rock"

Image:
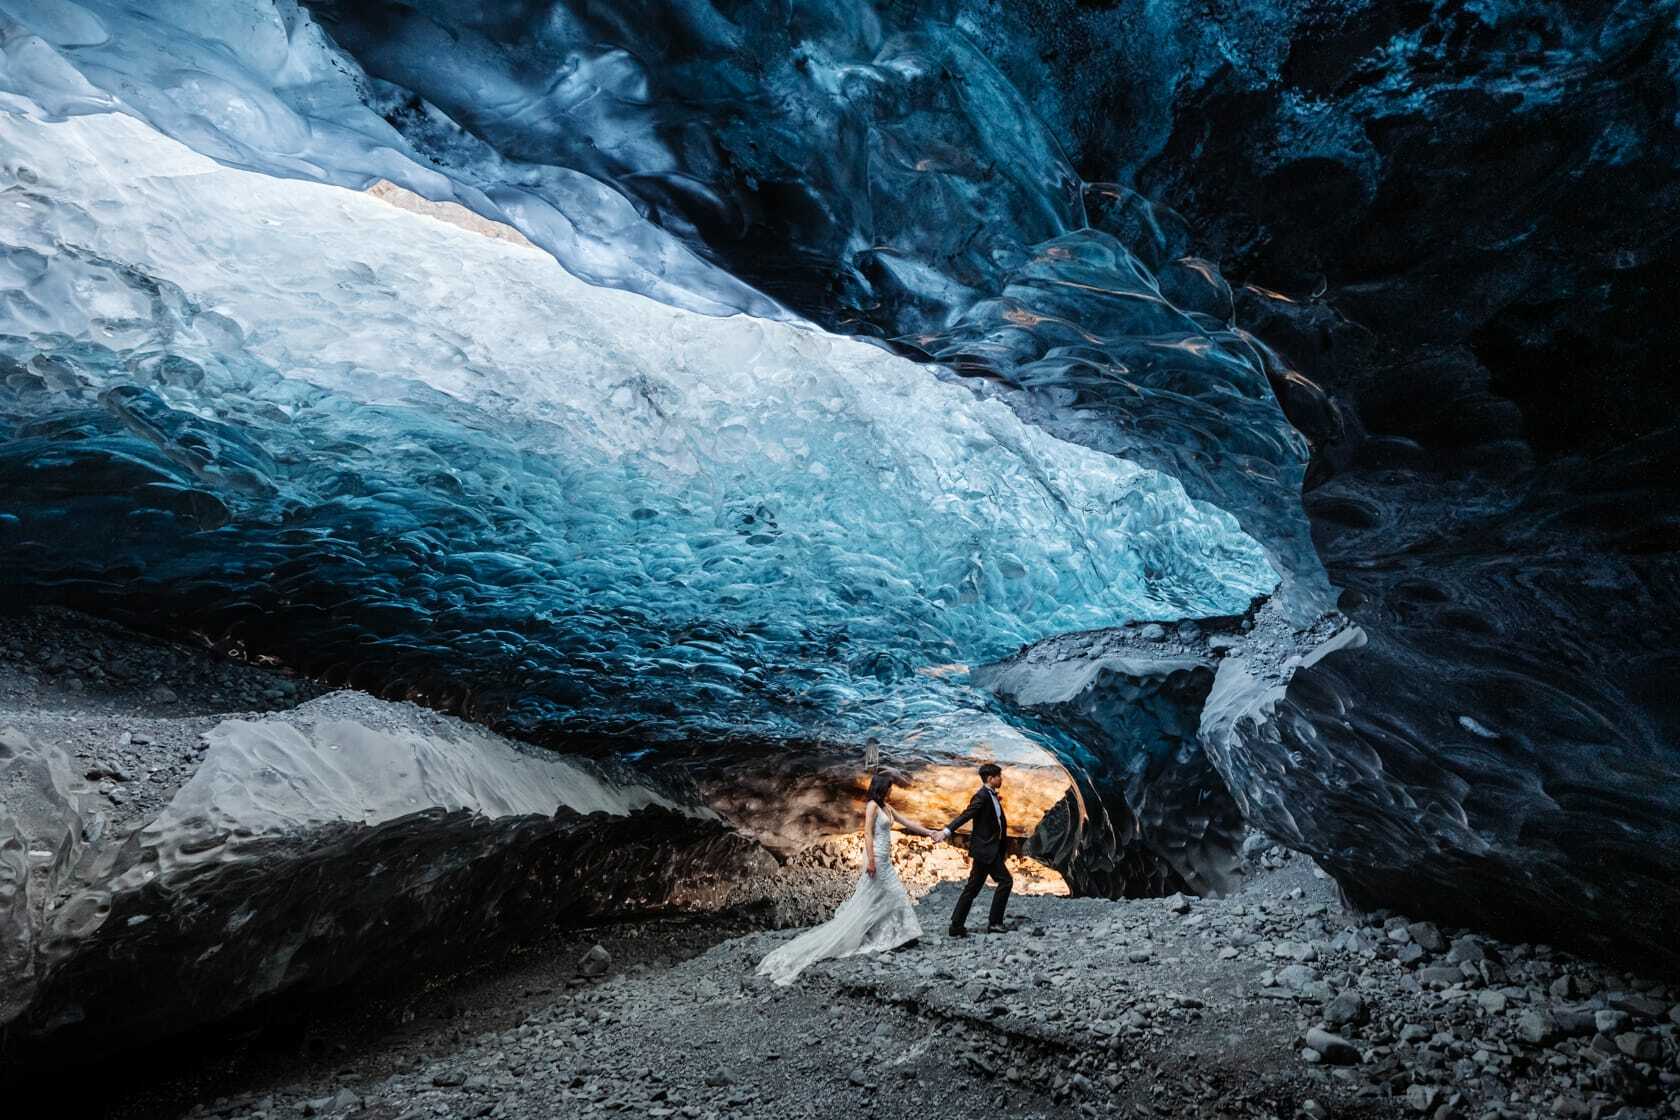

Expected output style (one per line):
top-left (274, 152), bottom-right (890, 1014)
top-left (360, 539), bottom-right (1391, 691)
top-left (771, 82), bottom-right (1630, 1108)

top-left (1445, 938), bottom-right (1489, 965)
top-left (1614, 1032), bottom-right (1660, 1062)
top-left (1241, 834), bottom-right (1273, 864)
top-left (1322, 992), bottom-right (1365, 1028)
top-left (1516, 1010), bottom-right (1558, 1046)
top-left (1607, 992), bottom-right (1669, 1020)
top-left (1303, 1028), bottom-right (1359, 1065)
top-left (1406, 923), bottom-right (1444, 953)
top-left (1406, 1085), bottom-right (1439, 1114)
top-left (302, 1088), bottom-right (360, 1116)
top-left (1475, 991), bottom-right (1507, 1014)
top-left (1552, 1007), bottom-right (1598, 1038)
top-left (1594, 1010), bottom-right (1630, 1034)
top-left (84, 762), bottom-right (134, 783)
top-left (579, 945), bottom-right (612, 979)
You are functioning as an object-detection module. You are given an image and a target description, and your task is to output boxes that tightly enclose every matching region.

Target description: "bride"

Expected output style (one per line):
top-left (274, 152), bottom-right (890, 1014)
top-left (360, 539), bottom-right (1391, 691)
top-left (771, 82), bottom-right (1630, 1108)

top-left (756, 772), bottom-right (948, 985)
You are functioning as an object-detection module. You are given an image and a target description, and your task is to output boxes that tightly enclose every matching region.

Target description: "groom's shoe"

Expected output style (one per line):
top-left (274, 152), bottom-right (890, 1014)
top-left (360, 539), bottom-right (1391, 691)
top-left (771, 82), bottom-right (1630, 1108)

top-left (985, 923), bottom-right (1007, 934)
top-left (947, 926), bottom-right (968, 938)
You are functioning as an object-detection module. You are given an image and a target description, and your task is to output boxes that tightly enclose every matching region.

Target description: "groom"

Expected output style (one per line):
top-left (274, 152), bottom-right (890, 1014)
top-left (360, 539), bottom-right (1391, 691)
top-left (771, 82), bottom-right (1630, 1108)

top-left (936, 763), bottom-right (1012, 936)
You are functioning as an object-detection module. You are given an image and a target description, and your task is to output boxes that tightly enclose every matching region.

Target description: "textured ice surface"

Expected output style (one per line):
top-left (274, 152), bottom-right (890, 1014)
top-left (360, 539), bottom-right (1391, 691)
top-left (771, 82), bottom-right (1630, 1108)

top-left (0, 0), bottom-right (1328, 620)
top-left (164, 714), bottom-right (694, 840)
top-left (0, 0), bottom-right (774, 319)
top-left (2, 0), bottom-right (1674, 977)
top-left (976, 615), bottom-right (1271, 897)
top-left (0, 109), bottom-right (1275, 747)
top-left (1, 694), bottom-right (773, 1053)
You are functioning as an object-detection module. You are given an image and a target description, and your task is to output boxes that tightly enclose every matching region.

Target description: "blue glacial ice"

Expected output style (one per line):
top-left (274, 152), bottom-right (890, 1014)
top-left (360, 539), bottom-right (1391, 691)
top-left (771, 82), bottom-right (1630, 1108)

top-left (0, 0), bottom-right (1330, 618)
top-left (0, 109), bottom-right (1277, 746)
top-left (0, 0), bottom-right (777, 319)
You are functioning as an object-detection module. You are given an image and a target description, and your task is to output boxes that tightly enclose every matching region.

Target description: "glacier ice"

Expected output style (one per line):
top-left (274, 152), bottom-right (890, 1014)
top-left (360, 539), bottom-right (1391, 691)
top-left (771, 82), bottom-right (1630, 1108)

top-left (0, 0), bottom-right (776, 319)
top-left (0, 0), bottom-right (1673, 987)
top-left (2, 693), bottom-right (775, 1052)
top-left (0, 0), bottom-right (1354, 926)
top-left (0, 0), bottom-right (1329, 619)
top-left (0, 0), bottom-right (1320, 906)
top-left (0, 108), bottom-right (1276, 749)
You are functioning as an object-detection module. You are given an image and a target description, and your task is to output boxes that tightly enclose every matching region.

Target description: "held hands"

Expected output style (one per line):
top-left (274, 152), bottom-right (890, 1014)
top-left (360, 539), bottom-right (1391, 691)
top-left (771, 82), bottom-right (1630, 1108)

top-left (932, 827), bottom-right (951, 843)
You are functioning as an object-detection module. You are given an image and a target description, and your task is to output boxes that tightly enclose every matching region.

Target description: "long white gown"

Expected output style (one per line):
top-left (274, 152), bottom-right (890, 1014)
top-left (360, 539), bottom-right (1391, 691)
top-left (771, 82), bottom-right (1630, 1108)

top-left (756, 806), bottom-right (923, 985)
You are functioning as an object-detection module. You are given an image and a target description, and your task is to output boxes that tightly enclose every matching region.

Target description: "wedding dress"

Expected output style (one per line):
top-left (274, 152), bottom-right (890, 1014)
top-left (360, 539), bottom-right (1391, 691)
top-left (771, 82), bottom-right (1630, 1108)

top-left (756, 807), bottom-right (923, 985)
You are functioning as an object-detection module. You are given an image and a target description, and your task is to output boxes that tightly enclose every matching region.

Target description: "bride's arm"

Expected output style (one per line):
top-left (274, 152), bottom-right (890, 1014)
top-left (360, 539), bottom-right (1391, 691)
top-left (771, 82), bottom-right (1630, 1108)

top-left (885, 803), bottom-right (941, 839)
top-left (864, 801), bottom-right (878, 877)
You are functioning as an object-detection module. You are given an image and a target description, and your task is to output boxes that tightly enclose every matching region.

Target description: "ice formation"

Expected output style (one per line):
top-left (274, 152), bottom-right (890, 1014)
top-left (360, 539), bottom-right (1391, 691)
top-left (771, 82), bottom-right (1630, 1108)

top-left (0, 0), bottom-right (1328, 615)
top-left (0, 0), bottom-right (773, 318)
top-left (0, 108), bottom-right (1276, 748)
top-left (2, 695), bottom-right (772, 1051)
top-left (5, 0), bottom-right (1672, 988)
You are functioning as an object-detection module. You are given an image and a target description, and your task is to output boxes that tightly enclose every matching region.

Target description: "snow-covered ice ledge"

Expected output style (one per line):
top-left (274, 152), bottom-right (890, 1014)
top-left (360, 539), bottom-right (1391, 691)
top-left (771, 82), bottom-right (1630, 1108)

top-left (2, 693), bottom-right (769, 1058)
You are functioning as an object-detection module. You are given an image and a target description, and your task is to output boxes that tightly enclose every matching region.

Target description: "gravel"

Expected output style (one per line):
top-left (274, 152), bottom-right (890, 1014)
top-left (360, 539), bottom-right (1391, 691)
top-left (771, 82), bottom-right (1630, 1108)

top-left (0, 606), bottom-right (326, 830)
top-left (81, 846), bottom-right (1672, 1120)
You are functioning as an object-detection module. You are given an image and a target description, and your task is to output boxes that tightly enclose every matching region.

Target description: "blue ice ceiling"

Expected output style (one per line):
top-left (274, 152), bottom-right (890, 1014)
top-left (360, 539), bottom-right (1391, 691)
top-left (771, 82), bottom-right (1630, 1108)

top-left (0, 0), bottom-right (1313, 747)
top-left (0, 109), bottom-right (1275, 743)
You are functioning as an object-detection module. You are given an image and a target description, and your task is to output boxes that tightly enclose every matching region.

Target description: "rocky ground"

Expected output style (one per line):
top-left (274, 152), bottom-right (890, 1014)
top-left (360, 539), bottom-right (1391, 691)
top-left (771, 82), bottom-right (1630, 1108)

top-left (76, 847), bottom-right (1676, 1120)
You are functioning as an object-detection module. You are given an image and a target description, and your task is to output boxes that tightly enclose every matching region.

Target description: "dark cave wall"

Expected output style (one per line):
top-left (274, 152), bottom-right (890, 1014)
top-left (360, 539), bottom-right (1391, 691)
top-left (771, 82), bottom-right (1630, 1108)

top-left (966, 0), bottom-right (1680, 464)
top-left (968, 0), bottom-right (1680, 962)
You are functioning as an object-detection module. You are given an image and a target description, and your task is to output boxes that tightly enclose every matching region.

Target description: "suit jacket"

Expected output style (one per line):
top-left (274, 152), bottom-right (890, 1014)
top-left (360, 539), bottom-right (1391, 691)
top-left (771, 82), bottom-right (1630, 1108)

top-left (946, 786), bottom-right (1007, 865)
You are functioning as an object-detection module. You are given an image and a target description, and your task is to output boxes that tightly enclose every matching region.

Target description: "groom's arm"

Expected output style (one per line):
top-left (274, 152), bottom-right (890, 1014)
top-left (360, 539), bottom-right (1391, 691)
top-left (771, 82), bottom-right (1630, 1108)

top-left (944, 791), bottom-right (986, 836)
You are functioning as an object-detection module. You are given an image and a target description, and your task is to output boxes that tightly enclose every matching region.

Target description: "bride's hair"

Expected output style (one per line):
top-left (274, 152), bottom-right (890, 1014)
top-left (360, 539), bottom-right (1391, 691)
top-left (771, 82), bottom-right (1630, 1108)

top-left (866, 772), bottom-right (894, 805)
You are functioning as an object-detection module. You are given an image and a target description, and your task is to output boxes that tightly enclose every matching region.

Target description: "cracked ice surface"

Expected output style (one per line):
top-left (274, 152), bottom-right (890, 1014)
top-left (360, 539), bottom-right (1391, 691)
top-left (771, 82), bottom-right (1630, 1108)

top-left (0, 109), bottom-right (1275, 744)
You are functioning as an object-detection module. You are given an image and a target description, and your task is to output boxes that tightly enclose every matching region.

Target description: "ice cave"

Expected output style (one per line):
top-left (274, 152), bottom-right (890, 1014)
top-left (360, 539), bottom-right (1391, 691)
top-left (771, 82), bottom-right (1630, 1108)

top-left (0, 2), bottom-right (1676, 1116)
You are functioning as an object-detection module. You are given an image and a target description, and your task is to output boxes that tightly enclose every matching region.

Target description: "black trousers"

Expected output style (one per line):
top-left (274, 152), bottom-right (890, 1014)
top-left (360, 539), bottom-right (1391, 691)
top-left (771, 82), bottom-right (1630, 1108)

top-left (949, 853), bottom-right (1013, 931)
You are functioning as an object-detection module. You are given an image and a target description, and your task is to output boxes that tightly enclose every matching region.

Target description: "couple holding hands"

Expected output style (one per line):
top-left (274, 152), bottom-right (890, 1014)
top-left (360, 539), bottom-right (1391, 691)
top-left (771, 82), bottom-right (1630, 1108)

top-left (757, 763), bottom-right (1015, 986)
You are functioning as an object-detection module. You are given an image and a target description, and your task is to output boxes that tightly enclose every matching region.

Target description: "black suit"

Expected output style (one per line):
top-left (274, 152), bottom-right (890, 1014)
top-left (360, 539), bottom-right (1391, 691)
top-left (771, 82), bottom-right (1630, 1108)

top-left (945, 785), bottom-right (1012, 931)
